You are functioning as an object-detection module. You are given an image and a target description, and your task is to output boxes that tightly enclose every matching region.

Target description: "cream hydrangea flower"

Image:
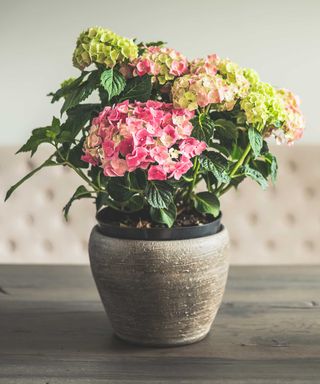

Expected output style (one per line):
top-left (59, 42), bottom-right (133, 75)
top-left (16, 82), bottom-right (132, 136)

top-left (273, 89), bottom-right (305, 144)
top-left (73, 27), bottom-right (138, 70)
top-left (190, 55), bottom-right (250, 98)
top-left (172, 73), bottom-right (237, 111)
top-left (173, 54), bottom-right (250, 111)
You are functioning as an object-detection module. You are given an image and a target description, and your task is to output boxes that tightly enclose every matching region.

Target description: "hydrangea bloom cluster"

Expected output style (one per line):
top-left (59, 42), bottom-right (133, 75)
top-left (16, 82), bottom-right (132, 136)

top-left (172, 73), bottom-right (237, 111)
top-left (172, 54), bottom-right (250, 111)
top-left (240, 82), bottom-right (286, 128)
top-left (133, 46), bottom-right (188, 85)
top-left (73, 27), bottom-right (138, 70)
top-left (81, 101), bottom-right (206, 180)
top-left (274, 89), bottom-right (305, 144)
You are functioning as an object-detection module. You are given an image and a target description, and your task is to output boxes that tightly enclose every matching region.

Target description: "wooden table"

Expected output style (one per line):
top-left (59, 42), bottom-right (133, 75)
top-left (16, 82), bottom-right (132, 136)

top-left (0, 265), bottom-right (319, 383)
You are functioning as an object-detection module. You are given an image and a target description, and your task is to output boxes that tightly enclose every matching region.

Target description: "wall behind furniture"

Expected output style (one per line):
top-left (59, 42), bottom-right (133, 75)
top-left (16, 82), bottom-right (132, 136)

top-left (0, 0), bottom-right (319, 146)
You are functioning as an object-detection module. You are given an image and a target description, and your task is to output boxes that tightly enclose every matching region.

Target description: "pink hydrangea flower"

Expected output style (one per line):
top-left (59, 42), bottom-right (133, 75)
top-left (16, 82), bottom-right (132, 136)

top-left (82, 101), bottom-right (207, 181)
top-left (148, 165), bottom-right (167, 180)
top-left (179, 138), bottom-right (207, 158)
top-left (132, 46), bottom-right (188, 85)
top-left (275, 89), bottom-right (305, 144)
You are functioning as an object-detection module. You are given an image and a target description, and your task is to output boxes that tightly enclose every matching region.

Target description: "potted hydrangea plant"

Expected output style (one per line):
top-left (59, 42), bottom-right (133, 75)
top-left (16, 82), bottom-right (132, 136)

top-left (6, 27), bottom-right (305, 346)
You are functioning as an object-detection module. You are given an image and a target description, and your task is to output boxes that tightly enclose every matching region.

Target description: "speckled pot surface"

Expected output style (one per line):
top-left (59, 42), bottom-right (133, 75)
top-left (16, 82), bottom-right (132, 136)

top-left (89, 225), bottom-right (229, 347)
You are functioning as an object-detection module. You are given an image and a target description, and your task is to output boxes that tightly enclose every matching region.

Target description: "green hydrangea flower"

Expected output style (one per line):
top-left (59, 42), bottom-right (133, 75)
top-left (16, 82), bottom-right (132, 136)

top-left (243, 68), bottom-right (260, 87)
top-left (72, 27), bottom-right (138, 70)
top-left (240, 81), bottom-right (286, 129)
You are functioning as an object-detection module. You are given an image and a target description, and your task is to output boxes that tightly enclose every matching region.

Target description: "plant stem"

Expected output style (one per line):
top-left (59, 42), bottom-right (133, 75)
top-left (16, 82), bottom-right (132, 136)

top-left (188, 157), bottom-right (200, 199)
top-left (65, 160), bottom-right (100, 192)
top-left (229, 143), bottom-right (251, 178)
top-left (206, 174), bottom-right (213, 193)
top-left (217, 183), bottom-right (233, 197)
top-left (55, 147), bottom-right (100, 193)
top-left (216, 143), bottom-right (252, 197)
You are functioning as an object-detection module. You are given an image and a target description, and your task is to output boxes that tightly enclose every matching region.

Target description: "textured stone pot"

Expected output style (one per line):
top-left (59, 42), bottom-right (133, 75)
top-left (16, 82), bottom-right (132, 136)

top-left (89, 219), bottom-right (229, 347)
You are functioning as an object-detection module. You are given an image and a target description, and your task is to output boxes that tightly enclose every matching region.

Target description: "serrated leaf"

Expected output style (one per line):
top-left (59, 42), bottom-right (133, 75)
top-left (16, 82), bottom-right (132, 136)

top-left (16, 127), bottom-right (50, 156)
top-left (150, 202), bottom-right (177, 228)
top-left (210, 143), bottom-right (231, 158)
top-left (144, 41), bottom-right (166, 47)
top-left (100, 68), bottom-right (126, 101)
top-left (146, 181), bottom-right (173, 209)
top-left (61, 71), bottom-right (100, 114)
top-left (248, 126), bottom-right (263, 158)
top-left (107, 178), bottom-right (134, 202)
top-left (96, 191), bottom-right (119, 211)
top-left (214, 118), bottom-right (238, 142)
top-left (17, 117), bottom-right (61, 156)
top-left (5, 157), bottom-right (57, 201)
top-left (128, 169), bottom-right (147, 191)
top-left (191, 114), bottom-right (215, 142)
top-left (194, 192), bottom-right (220, 217)
top-left (264, 152), bottom-right (278, 184)
top-left (63, 185), bottom-right (92, 219)
top-left (270, 156), bottom-right (278, 184)
top-left (200, 153), bottom-right (230, 184)
top-left (48, 72), bottom-right (89, 103)
top-left (67, 139), bottom-right (89, 169)
top-left (244, 165), bottom-right (268, 190)
top-left (119, 75), bottom-right (152, 102)
top-left (58, 103), bottom-right (100, 144)
top-left (124, 194), bottom-right (145, 213)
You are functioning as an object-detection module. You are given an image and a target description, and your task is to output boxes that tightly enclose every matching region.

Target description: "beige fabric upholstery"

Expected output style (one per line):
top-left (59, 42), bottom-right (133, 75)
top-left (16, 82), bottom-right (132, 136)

top-left (0, 145), bottom-right (319, 264)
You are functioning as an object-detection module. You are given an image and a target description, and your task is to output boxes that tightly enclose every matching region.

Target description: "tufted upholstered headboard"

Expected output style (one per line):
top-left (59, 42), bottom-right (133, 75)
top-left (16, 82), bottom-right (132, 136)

top-left (0, 145), bottom-right (319, 264)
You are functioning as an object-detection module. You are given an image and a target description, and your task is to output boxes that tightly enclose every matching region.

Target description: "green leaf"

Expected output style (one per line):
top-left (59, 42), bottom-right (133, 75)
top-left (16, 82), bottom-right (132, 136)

top-left (100, 68), bottom-right (126, 101)
top-left (48, 72), bottom-right (89, 103)
top-left (214, 119), bottom-right (238, 140)
top-left (144, 41), bottom-right (166, 47)
top-left (248, 126), bottom-right (263, 158)
top-left (264, 153), bottom-right (278, 184)
top-left (61, 70), bottom-right (100, 115)
top-left (243, 164), bottom-right (268, 190)
top-left (210, 143), bottom-right (231, 158)
top-left (200, 153), bottom-right (230, 184)
top-left (128, 169), bottom-right (147, 191)
top-left (96, 192), bottom-right (120, 211)
top-left (124, 194), bottom-right (145, 212)
top-left (150, 203), bottom-right (177, 228)
top-left (88, 167), bottom-right (106, 189)
top-left (107, 177), bottom-right (134, 202)
top-left (5, 157), bottom-right (57, 201)
top-left (194, 192), bottom-right (220, 217)
top-left (67, 139), bottom-right (89, 169)
top-left (58, 103), bottom-right (100, 144)
top-left (63, 185), bottom-right (92, 219)
top-left (191, 113), bottom-right (215, 142)
top-left (146, 181), bottom-right (173, 209)
top-left (16, 127), bottom-right (50, 156)
top-left (119, 75), bottom-right (152, 102)
top-left (270, 156), bottom-right (278, 184)
top-left (17, 117), bottom-right (61, 156)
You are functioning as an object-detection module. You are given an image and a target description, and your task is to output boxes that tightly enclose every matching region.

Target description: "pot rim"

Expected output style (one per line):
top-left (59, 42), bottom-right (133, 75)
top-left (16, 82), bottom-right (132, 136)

top-left (96, 207), bottom-right (222, 241)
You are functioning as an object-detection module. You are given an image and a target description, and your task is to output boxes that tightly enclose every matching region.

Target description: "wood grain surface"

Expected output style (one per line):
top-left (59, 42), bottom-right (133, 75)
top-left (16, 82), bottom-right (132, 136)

top-left (0, 265), bottom-right (319, 383)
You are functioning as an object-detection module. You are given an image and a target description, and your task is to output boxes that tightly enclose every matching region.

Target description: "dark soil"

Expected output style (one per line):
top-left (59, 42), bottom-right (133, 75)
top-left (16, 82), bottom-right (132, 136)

top-left (104, 207), bottom-right (213, 229)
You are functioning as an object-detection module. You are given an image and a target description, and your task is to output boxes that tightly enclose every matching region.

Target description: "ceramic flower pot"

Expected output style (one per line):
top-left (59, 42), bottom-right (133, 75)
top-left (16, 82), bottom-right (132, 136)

top-left (89, 209), bottom-right (229, 347)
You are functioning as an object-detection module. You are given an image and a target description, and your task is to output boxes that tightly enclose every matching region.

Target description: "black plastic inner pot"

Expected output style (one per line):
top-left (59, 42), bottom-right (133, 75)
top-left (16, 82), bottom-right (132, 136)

top-left (96, 207), bottom-right (222, 241)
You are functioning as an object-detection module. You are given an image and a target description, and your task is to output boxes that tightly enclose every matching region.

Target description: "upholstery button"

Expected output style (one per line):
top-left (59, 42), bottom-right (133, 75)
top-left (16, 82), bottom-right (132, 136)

top-left (288, 160), bottom-right (298, 172)
top-left (8, 239), bottom-right (17, 252)
top-left (285, 213), bottom-right (296, 225)
top-left (266, 239), bottom-right (276, 250)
